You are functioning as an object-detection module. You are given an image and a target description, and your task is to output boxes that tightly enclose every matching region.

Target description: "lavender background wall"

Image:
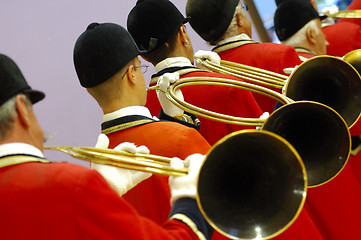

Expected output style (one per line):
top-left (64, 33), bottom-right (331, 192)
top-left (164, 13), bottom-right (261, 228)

top-left (0, 0), bottom-right (261, 167)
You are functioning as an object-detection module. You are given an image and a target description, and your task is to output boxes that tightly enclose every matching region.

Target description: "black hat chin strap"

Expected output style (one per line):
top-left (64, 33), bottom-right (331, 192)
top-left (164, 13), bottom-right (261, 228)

top-left (147, 37), bottom-right (159, 52)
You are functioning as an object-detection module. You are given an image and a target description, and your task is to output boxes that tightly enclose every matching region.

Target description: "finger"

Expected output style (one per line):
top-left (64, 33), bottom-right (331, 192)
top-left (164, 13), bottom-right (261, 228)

top-left (166, 72), bottom-right (179, 84)
top-left (170, 157), bottom-right (184, 169)
top-left (114, 142), bottom-right (137, 154)
top-left (136, 145), bottom-right (150, 154)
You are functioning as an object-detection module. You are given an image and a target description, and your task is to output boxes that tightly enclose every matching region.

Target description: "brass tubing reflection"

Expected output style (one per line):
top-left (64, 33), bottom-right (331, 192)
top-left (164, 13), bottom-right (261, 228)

top-left (323, 9), bottom-right (361, 19)
top-left (44, 146), bottom-right (187, 176)
top-left (195, 57), bottom-right (286, 88)
top-left (149, 76), bottom-right (293, 126)
top-left (195, 56), bottom-right (361, 128)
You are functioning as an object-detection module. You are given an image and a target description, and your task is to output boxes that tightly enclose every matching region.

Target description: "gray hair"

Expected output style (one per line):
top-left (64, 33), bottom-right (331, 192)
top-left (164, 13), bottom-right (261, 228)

top-left (0, 94), bottom-right (31, 141)
top-left (217, 3), bottom-right (246, 42)
top-left (281, 19), bottom-right (320, 47)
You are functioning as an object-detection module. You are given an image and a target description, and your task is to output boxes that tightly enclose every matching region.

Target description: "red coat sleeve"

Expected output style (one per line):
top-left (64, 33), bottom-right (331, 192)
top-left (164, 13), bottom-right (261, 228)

top-left (74, 169), bottom-right (205, 240)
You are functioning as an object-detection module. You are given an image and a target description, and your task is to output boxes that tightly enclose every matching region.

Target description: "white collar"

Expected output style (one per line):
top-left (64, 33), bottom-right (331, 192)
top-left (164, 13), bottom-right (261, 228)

top-left (216, 34), bottom-right (252, 47)
top-left (0, 143), bottom-right (44, 158)
top-left (103, 106), bottom-right (157, 123)
top-left (155, 57), bottom-right (193, 73)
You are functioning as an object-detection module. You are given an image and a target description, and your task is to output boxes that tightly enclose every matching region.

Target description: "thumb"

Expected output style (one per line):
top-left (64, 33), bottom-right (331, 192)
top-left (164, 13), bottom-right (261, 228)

top-left (95, 134), bottom-right (110, 149)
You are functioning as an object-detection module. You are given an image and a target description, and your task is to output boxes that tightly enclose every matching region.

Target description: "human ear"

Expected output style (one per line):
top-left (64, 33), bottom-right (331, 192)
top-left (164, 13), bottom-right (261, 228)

top-left (15, 95), bottom-right (31, 128)
top-left (126, 65), bottom-right (137, 84)
top-left (179, 26), bottom-right (189, 46)
top-left (307, 28), bottom-right (317, 44)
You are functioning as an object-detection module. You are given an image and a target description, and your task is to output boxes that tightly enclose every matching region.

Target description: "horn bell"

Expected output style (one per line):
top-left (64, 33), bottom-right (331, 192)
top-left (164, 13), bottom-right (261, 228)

top-left (197, 129), bottom-right (307, 240)
top-left (343, 49), bottom-right (361, 77)
top-left (262, 101), bottom-right (351, 187)
top-left (285, 55), bottom-right (361, 128)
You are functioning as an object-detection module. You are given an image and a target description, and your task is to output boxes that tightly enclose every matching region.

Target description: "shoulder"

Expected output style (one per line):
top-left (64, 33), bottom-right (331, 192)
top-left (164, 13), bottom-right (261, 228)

top-left (259, 42), bottom-right (299, 54)
top-left (2, 161), bottom-right (116, 201)
top-left (238, 42), bottom-right (300, 62)
top-left (149, 120), bottom-right (201, 134)
top-left (240, 41), bottom-right (294, 51)
top-left (26, 161), bottom-right (108, 187)
top-left (151, 121), bottom-right (209, 141)
top-left (184, 70), bottom-right (240, 81)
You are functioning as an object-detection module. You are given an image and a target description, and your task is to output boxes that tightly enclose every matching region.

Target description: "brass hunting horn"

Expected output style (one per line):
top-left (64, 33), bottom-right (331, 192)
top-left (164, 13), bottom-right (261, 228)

top-left (149, 76), bottom-right (351, 187)
top-left (45, 129), bottom-right (307, 240)
top-left (321, 9), bottom-right (361, 19)
top-left (196, 55), bottom-right (361, 128)
top-left (343, 49), bottom-right (361, 76)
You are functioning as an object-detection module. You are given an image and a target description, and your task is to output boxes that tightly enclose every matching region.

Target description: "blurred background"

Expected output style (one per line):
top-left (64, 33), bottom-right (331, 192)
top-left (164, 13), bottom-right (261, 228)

top-left (0, 0), bottom-right (349, 167)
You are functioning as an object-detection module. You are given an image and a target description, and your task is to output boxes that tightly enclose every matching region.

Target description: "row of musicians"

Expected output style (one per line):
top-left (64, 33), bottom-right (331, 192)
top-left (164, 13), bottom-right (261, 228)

top-left (2, 0), bottom-right (361, 239)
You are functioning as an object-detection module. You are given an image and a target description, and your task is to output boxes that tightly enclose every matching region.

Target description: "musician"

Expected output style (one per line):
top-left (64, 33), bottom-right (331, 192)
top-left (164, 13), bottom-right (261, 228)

top-left (126, 0), bottom-right (264, 146)
top-left (275, 0), bottom-right (361, 121)
top-left (73, 22), bottom-right (212, 227)
top-left (186, 0), bottom-right (303, 113)
top-left (0, 54), bottom-right (212, 239)
top-left (275, 1), bottom-right (361, 238)
top-left (187, 1), bottom-right (361, 239)
top-left (273, 0), bottom-right (328, 60)
top-left (276, 0), bottom-right (361, 57)
top-left (275, 0), bottom-right (361, 190)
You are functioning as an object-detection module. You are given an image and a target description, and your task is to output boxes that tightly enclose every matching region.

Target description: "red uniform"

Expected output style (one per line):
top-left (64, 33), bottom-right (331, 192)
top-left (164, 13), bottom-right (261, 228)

top-left (322, 21), bottom-right (361, 57)
top-left (147, 63), bottom-right (264, 146)
top-left (212, 38), bottom-right (302, 113)
top-left (101, 108), bottom-right (211, 225)
top-left (303, 161), bottom-right (361, 240)
top-left (0, 153), bottom-right (209, 240)
top-left (292, 46), bottom-right (361, 239)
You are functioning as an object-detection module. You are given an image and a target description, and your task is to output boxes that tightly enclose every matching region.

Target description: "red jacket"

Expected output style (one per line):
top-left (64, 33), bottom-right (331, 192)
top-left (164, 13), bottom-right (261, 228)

top-left (322, 21), bottom-right (361, 57)
top-left (213, 40), bottom-right (302, 113)
top-left (0, 158), bottom-right (206, 240)
top-left (104, 119), bottom-right (211, 225)
top-left (147, 68), bottom-right (264, 145)
top-left (304, 160), bottom-right (361, 240)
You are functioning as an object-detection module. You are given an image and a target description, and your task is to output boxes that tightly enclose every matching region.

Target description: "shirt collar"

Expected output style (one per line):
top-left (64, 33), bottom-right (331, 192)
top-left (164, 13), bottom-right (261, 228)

top-left (0, 143), bottom-right (44, 158)
top-left (103, 106), bottom-right (156, 123)
top-left (155, 57), bottom-right (193, 73)
top-left (216, 34), bottom-right (252, 47)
